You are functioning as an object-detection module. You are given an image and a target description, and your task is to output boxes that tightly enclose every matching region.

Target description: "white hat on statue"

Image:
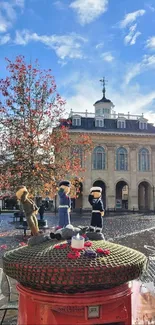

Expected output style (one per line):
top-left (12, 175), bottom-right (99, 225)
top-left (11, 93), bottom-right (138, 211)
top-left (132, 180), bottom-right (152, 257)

top-left (90, 187), bottom-right (102, 193)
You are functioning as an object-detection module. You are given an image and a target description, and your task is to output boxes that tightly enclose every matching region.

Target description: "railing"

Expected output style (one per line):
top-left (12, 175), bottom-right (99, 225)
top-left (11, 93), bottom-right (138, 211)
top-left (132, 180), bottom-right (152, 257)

top-left (69, 109), bottom-right (146, 120)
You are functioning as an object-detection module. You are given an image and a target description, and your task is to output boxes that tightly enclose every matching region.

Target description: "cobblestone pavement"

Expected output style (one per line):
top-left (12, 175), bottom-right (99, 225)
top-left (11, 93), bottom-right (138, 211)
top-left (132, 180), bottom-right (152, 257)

top-left (0, 212), bottom-right (155, 324)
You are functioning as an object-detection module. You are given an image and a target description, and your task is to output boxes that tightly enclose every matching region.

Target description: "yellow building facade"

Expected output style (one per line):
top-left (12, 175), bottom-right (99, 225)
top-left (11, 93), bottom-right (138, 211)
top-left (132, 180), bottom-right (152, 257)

top-left (68, 83), bottom-right (155, 211)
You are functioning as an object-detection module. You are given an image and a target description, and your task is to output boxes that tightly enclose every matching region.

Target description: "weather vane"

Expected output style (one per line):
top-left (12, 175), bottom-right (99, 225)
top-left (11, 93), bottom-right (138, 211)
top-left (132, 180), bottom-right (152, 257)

top-left (99, 77), bottom-right (108, 98)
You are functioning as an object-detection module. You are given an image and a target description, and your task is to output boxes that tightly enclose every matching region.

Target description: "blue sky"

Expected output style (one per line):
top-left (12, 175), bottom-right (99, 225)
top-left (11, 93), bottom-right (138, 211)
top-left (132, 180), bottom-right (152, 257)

top-left (0, 0), bottom-right (155, 121)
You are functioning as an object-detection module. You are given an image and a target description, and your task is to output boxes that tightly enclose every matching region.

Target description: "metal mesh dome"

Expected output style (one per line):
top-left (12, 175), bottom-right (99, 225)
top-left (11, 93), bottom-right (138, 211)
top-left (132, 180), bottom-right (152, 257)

top-left (3, 240), bottom-right (147, 293)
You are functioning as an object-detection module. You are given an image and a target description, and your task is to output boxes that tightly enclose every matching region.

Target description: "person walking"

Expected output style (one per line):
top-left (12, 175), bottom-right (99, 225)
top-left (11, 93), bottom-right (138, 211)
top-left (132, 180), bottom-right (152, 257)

top-left (39, 204), bottom-right (45, 220)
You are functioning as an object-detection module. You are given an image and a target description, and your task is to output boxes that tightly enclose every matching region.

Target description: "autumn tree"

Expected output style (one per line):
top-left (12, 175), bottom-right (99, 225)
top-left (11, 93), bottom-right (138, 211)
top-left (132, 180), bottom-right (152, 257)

top-left (0, 56), bottom-right (92, 197)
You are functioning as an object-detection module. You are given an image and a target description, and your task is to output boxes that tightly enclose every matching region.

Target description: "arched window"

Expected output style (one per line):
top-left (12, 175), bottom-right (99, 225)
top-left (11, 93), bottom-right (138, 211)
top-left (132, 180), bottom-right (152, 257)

top-left (93, 146), bottom-right (105, 170)
top-left (116, 147), bottom-right (128, 171)
top-left (139, 148), bottom-right (150, 171)
top-left (71, 145), bottom-right (83, 167)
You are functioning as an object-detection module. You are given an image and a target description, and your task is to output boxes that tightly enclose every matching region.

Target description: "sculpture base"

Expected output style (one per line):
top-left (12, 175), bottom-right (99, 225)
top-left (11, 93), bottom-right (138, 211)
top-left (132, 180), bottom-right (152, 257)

top-left (17, 283), bottom-right (132, 325)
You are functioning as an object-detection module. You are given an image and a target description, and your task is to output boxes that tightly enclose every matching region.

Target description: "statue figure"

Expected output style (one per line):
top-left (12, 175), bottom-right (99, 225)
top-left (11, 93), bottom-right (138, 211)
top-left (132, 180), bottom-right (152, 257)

top-left (88, 186), bottom-right (104, 233)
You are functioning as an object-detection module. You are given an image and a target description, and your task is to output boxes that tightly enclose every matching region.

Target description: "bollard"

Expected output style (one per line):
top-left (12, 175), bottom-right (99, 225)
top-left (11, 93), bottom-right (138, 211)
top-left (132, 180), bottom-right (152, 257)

top-left (17, 282), bottom-right (131, 325)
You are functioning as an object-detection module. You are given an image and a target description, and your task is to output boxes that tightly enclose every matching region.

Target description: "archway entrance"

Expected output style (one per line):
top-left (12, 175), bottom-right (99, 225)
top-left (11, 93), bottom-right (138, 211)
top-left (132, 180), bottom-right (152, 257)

top-left (116, 181), bottom-right (129, 209)
top-left (138, 181), bottom-right (151, 210)
top-left (93, 180), bottom-right (106, 208)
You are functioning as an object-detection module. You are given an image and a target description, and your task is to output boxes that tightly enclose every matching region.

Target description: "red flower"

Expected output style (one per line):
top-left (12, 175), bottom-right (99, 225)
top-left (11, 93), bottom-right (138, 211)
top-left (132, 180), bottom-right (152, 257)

top-left (54, 244), bottom-right (61, 249)
top-left (67, 251), bottom-right (81, 259)
top-left (96, 248), bottom-right (110, 255)
top-left (54, 243), bottom-right (67, 249)
top-left (0, 245), bottom-right (7, 249)
top-left (81, 234), bottom-right (87, 238)
top-left (19, 242), bottom-right (27, 247)
top-left (84, 241), bottom-right (92, 247)
top-left (61, 243), bottom-right (67, 249)
top-left (71, 247), bottom-right (84, 251)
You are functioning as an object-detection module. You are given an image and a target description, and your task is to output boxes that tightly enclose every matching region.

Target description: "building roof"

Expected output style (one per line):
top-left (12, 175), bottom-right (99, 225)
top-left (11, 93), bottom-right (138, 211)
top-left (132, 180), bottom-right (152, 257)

top-left (68, 117), bottom-right (155, 134)
top-left (94, 96), bottom-right (111, 105)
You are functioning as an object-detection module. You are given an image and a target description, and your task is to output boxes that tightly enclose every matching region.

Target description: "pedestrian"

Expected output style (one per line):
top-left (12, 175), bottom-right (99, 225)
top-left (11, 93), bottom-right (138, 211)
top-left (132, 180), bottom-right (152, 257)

top-left (88, 186), bottom-right (104, 233)
top-left (58, 180), bottom-right (71, 228)
top-left (39, 204), bottom-right (45, 220)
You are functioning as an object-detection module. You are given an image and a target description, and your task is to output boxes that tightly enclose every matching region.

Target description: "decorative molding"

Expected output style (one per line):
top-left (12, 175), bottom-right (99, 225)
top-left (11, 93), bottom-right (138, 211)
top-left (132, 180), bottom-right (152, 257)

top-left (69, 129), bottom-right (155, 137)
top-left (105, 143), bottom-right (116, 149)
top-left (128, 144), bottom-right (138, 150)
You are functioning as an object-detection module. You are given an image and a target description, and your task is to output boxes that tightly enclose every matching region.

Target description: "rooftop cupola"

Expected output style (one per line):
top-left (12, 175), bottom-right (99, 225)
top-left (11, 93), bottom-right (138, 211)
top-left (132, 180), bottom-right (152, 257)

top-left (94, 77), bottom-right (114, 118)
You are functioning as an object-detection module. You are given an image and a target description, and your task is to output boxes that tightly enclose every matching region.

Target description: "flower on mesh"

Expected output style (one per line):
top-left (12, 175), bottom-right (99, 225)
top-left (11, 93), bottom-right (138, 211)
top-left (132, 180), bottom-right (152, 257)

top-left (54, 243), bottom-right (68, 249)
top-left (71, 247), bottom-right (84, 251)
top-left (96, 248), bottom-right (110, 255)
top-left (19, 242), bottom-right (27, 246)
top-left (84, 249), bottom-right (97, 258)
top-left (82, 234), bottom-right (89, 241)
top-left (67, 251), bottom-right (81, 259)
top-left (84, 241), bottom-right (92, 247)
top-left (55, 226), bottom-right (62, 230)
top-left (0, 244), bottom-right (7, 249)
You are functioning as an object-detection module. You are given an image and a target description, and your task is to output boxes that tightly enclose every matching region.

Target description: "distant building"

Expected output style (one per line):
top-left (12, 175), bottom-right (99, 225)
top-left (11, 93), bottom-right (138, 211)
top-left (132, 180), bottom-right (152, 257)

top-left (68, 78), bottom-right (155, 211)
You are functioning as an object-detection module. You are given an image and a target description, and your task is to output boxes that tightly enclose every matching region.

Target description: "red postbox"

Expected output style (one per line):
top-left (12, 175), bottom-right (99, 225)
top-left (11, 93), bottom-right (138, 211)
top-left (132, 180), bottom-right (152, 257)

top-left (17, 283), bottom-right (132, 325)
top-left (3, 240), bottom-right (147, 325)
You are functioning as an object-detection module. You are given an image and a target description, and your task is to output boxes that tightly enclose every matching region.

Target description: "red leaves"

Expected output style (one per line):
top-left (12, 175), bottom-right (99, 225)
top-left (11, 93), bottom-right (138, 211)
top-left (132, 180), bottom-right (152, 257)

top-left (0, 55), bottom-right (92, 195)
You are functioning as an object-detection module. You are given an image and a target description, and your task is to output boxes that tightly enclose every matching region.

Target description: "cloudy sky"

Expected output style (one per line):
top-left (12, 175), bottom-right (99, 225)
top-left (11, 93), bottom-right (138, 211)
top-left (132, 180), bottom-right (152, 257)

top-left (0, 0), bottom-right (155, 121)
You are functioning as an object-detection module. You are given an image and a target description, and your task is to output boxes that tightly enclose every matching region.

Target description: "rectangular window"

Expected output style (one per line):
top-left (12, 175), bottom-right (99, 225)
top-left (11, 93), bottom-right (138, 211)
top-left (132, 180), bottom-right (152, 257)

top-left (95, 119), bottom-right (104, 127)
top-left (97, 152), bottom-right (103, 169)
top-left (139, 122), bottom-right (147, 130)
top-left (72, 118), bottom-right (81, 126)
top-left (118, 121), bottom-right (121, 128)
top-left (99, 120), bottom-right (103, 127)
top-left (117, 120), bottom-right (125, 128)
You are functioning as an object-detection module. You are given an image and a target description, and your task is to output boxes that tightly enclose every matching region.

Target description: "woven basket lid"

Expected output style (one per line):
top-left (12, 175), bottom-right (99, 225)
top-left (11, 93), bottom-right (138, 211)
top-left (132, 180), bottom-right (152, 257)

top-left (3, 240), bottom-right (147, 293)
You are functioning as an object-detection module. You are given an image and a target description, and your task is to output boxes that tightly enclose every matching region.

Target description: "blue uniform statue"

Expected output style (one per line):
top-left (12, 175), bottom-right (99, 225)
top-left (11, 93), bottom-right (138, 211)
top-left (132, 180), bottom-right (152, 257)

top-left (58, 180), bottom-right (71, 228)
top-left (88, 186), bottom-right (104, 233)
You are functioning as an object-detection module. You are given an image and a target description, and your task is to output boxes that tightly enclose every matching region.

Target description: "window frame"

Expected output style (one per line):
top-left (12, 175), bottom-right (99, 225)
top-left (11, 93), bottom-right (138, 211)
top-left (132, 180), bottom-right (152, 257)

top-left (116, 147), bottom-right (128, 171)
top-left (138, 148), bottom-right (150, 171)
top-left (95, 118), bottom-right (104, 128)
top-left (72, 116), bottom-right (81, 126)
top-left (117, 120), bottom-right (126, 129)
top-left (139, 121), bottom-right (147, 130)
top-left (93, 146), bottom-right (106, 170)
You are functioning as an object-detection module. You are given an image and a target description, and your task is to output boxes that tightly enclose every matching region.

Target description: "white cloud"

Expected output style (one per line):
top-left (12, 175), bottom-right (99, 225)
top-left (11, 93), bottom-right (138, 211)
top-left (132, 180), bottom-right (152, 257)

top-left (70, 0), bottom-right (108, 25)
top-left (64, 75), bottom-right (155, 124)
top-left (120, 9), bottom-right (145, 28)
top-left (0, 0), bottom-right (24, 33)
top-left (101, 52), bottom-right (114, 62)
top-left (54, 1), bottom-right (66, 10)
top-left (146, 36), bottom-right (155, 49)
top-left (14, 30), bottom-right (87, 59)
top-left (124, 24), bottom-right (141, 45)
top-left (125, 54), bottom-right (155, 84)
top-left (57, 60), bottom-right (67, 67)
top-left (96, 42), bottom-right (104, 49)
top-left (12, 0), bottom-right (25, 9)
top-left (0, 33), bottom-right (10, 45)
top-left (147, 4), bottom-right (155, 12)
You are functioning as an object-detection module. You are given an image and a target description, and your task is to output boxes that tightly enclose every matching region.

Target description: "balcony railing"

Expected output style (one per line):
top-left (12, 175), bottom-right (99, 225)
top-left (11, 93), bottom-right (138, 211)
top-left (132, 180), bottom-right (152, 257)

top-left (69, 109), bottom-right (146, 120)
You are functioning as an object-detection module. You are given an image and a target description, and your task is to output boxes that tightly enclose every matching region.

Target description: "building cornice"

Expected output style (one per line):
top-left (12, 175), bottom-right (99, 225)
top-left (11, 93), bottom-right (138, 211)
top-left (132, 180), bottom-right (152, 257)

top-left (69, 129), bottom-right (155, 137)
